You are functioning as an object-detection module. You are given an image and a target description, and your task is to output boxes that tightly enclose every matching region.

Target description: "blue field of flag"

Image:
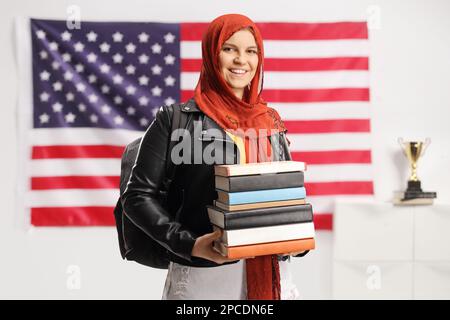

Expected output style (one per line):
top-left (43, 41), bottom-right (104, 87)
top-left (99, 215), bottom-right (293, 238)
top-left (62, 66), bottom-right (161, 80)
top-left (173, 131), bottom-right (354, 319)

top-left (222, 187), bottom-right (306, 205)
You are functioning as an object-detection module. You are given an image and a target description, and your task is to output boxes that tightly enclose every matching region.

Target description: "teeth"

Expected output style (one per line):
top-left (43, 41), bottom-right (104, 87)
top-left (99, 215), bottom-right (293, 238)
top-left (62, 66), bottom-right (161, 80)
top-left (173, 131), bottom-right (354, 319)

top-left (230, 69), bottom-right (246, 74)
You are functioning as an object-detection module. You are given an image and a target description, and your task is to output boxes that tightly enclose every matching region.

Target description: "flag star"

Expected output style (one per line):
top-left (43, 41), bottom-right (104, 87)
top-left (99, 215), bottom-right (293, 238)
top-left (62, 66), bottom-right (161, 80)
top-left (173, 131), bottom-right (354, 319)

top-left (112, 32), bottom-right (123, 42)
top-left (114, 96), bottom-right (123, 104)
top-left (74, 42), bottom-right (85, 52)
top-left (164, 32), bottom-right (175, 43)
top-left (90, 114), bottom-right (98, 123)
top-left (49, 42), bottom-right (59, 51)
top-left (66, 92), bottom-right (75, 101)
top-left (151, 64), bottom-right (162, 75)
top-left (151, 43), bottom-right (162, 54)
top-left (87, 52), bottom-right (97, 63)
top-left (65, 112), bottom-right (76, 123)
top-left (151, 86), bottom-right (162, 96)
top-left (64, 71), bottom-right (74, 81)
top-left (138, 32), bottom-right (150, 43)
top-left (138, 54), bottom-right (149, 64)
top-left (125, 42), bottom-right (136, 53)
top-left (76, 82), bottom-right (86, 92)
top-left (112, 53), bottom-right (123, 64)
top-left (75, 64), bottom-right (84, 73)
top-left (164, 75), bottom-right (176, 86)
top-left (53, 81), bottom-right (63, 91)
top-left (164, 54), bottom-right (176, 65)
top-left (51, 61), bottom-right (60, 70)
top-left (78, 104), bottom-right (87, 112)
top-left (126, 85), bottom-right (137, 95)
top-left (88, 94), bottom-right (98, 103)
top-left (39, 113), bottom-right (50, 124)
top-left (99, 63), bottom-right (111, 73)
top-left (138, 75), bottom-right (149, 86)
top-left (101, 85), bottom-right (110, 94)
top-left (61, 31), bottom-right (72, 41)
top-left (39, 51), bottom-right (48, 59)
top-left (125, 64), bottom-right (136, 74)
top-left (101, 104), bottom-right (111, 114)
top-left (126, 106), bottom-right (136, 115)
top-left (40, 92), bottom-right (50, 102)
top-left (164, 97), bottom-right (176, 105)
top-left (112, 74), bottom-right (123, 84)
top-left (86, 31), bottom-right (98, 42)
top-left (114, 115), bottom-right (124, 125)
top-left (52, 102), bottom-right (63, 112)
top-left (36, 30), bottom-right (46, 39)
top-left (139, 117), bottom-right (149, 127)
top-left (138, 96), bottom-right (149, 106)
top-left (62, 53), bottom-right (72, 62)
top-left (88, 74), bottom-right (97, 83)
top-left (40, 70), bottom-right (50, 81)
top-left (99, 42), bottom-right (111, 53)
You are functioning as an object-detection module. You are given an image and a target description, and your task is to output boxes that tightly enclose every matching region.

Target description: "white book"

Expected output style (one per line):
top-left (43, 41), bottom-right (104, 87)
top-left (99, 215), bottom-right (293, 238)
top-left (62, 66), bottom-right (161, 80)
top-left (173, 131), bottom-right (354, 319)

top-left (214, 160), bottom-right (306, 177)
top-left (214, 222), bottom-right (315, 246)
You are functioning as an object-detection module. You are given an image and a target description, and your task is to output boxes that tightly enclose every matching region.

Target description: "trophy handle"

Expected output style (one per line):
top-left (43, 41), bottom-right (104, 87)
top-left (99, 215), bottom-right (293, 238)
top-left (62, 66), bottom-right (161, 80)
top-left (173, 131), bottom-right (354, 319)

top-left (421, 137), bottom-right (431, 157)
top-left (397, 137), bottom-right (407, 156)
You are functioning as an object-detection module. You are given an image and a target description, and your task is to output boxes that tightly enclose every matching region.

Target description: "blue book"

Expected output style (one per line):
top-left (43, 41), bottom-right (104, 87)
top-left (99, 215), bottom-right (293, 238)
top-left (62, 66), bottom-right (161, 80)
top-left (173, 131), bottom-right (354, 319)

top-left (216, 187), bottom-right (306, 205)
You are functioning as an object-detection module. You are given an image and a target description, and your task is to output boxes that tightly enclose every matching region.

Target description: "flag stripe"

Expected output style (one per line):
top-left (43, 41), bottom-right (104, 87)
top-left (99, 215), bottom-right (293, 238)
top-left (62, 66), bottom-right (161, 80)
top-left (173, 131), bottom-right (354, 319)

top-left (180, 22), bottom-right (368, 41)
top-left (291, 150), bottom-right (372, 164)
top-left (284, 119), bottom-right (371, 133)
top-left (273, 102), bottom-right (370, 120)
top-left (181, 40), bottom-right (370, 59)
top-left (182, 88), bottom-right (370, 103)
top-left (313, 213), bottom-right (332, 230)
top-left (305, 181), bottom-right (374, 195)
top-left (30, 159), bottom-right (121, 176)
top-left (31, 207), bottom-right (115, 226)
top-left (31, 176), bottom-right (119, 190)
top-left (181, 71), bottom-right (370, 90)
top-left (32, 145), bottom-right (125, 159)
top-left (181, 57), bottom-right (369, 72)
top-left (29, 190), bottom-right (118, 207)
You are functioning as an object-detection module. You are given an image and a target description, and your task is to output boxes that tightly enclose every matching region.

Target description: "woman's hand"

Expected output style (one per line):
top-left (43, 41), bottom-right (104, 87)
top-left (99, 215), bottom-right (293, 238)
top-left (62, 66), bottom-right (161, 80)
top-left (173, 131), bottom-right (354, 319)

top-left (191, 230), bottom-right (242, 264)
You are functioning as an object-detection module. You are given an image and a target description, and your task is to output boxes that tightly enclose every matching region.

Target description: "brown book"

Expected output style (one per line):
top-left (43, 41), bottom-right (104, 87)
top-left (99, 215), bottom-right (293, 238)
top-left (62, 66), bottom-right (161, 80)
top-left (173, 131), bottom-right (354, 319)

top-left (214, 199), bottom-right (306, 211)
top-left (214, 160), bottom-right (306, 177)
top-left (213, 238), bottom-right (315, 259)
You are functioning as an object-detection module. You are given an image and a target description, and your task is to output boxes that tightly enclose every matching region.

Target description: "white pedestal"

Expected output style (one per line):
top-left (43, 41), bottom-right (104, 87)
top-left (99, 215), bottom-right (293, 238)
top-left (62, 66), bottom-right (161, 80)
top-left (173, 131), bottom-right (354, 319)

top-left (332, 200), bottom-right (450, 299)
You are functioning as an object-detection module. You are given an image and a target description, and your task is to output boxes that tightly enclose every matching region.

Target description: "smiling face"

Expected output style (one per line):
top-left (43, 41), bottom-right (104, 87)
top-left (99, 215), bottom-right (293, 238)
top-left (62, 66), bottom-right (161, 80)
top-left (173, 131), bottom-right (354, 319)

top-left (218, 28), bottom-right (259, 100)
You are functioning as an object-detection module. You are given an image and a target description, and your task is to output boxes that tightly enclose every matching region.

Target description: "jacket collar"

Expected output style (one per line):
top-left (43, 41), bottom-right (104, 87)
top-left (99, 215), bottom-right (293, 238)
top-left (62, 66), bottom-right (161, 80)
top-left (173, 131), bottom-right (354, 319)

top-left (181, 98), bottom-right (201, 113)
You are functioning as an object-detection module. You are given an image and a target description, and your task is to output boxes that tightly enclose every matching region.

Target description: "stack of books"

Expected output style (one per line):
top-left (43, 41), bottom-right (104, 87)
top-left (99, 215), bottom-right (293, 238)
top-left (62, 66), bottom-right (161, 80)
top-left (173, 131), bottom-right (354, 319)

top-left (207, 160), bottom-right (316, 259)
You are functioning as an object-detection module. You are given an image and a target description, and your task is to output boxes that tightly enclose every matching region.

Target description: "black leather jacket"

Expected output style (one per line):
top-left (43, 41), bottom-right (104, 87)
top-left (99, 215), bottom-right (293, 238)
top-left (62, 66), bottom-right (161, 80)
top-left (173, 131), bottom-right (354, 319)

top-left (122, 99), bottom-right (306, 267)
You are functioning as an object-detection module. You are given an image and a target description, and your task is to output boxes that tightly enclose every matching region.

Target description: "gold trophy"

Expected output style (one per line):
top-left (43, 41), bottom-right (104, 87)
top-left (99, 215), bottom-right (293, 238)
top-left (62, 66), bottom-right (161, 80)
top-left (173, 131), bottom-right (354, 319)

top-left (397, 138), bottom-right (436, 203)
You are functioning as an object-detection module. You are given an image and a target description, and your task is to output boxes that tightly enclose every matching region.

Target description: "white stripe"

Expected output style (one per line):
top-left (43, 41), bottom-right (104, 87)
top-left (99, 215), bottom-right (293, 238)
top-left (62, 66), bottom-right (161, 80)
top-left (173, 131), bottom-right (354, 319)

top-left (306, 195), bottom-right (375, 213)
top-left (30, 159), bottom-right (121, 176)
top-left (287, 133), bottom-right (371, 151)
top-left (181, 71), bottom-right (369, 90)
top-left (271, 102), bottom-right (370, 120)
top-left (181, 39), bottom-right (369, 59)
top-left (28, 190), bottom-right (118, 207)
top-left (31, 128), bottom-right (142, 146)
top-left (305, 164), bottom-right (373, 182)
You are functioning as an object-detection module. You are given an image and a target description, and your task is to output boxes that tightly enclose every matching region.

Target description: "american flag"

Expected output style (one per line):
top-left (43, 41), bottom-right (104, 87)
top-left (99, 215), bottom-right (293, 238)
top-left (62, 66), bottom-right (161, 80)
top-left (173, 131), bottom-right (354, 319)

top-left (24, 19), bottom-right (373, 229)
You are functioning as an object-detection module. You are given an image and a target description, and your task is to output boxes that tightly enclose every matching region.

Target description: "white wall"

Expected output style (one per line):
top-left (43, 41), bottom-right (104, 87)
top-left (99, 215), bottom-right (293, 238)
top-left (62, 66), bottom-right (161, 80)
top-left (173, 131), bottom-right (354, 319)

top-left (1, 0), bottom-right (449, 299)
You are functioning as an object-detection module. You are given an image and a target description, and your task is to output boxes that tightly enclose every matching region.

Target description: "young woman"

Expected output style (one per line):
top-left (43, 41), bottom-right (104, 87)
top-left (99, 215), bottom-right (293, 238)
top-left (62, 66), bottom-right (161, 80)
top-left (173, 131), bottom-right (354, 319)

top-left (122, 14), bottom-right (308, 300)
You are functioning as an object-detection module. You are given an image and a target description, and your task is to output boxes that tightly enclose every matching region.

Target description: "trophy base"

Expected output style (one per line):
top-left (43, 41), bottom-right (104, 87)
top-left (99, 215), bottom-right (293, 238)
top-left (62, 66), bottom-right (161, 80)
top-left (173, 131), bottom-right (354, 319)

top-left (404, 180), bottom-right (437, 200)
top-left (393, 191), bottom-right (435, 206)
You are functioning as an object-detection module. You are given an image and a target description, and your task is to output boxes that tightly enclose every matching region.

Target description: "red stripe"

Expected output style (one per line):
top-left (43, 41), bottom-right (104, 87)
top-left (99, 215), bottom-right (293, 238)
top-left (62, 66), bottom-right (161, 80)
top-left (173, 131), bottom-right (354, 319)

top-left (305, 181), bottom-right (374, 196)
top-left (284, 119), bottom-right (371, 133)
top-left (32, 145), bottom-right (125, 159)
top-left (181, 57), bottom-right (369, 72)
top-left (313, 213), bottom-right (333, 230)
top-left (291, 150), bottom-right (372, 164)
top-left (31, 207), bottom-right (115, 226)
top-left (180, 22), bottom-right (368, 41)
top-left (31, 176), bottom-right (119, 190)
top-left (182, 88), bottom-right (370, 103)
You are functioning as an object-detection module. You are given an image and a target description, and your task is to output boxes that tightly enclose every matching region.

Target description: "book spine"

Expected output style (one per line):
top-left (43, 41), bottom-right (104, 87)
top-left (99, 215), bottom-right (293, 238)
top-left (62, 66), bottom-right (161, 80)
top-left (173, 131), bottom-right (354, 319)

top-left (226, 187), bottom-right (306, 205)
top-left (225, 171), bottom-right (304, 192)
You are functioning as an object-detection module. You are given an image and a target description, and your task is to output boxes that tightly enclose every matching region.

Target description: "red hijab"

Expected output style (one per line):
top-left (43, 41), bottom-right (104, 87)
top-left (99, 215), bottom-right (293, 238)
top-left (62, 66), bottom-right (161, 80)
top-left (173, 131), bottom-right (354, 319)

top-left (194, 14), bottom-right (285, 300)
